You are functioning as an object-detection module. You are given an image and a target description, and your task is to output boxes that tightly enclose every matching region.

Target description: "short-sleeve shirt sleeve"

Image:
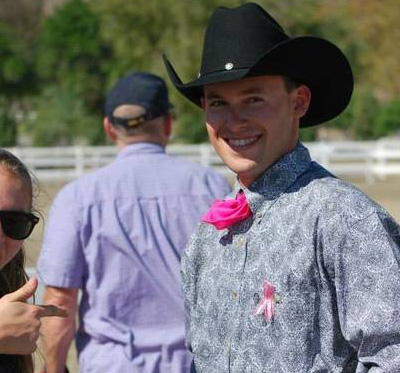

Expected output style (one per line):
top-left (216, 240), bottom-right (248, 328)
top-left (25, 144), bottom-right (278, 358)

top-left (37, 184), bottom-right (86, 289)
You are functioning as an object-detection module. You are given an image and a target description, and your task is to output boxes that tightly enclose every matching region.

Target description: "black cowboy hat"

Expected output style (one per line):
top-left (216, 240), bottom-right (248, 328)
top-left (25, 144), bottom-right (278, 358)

top-left (163, 2), bottom-right (353, 127)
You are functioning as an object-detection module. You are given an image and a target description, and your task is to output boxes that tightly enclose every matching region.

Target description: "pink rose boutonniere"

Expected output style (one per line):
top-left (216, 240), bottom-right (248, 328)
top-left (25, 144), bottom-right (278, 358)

top-left (254, 280), bottom-right (278, 322)
top-left (202, 191), bottom-right (252, 230)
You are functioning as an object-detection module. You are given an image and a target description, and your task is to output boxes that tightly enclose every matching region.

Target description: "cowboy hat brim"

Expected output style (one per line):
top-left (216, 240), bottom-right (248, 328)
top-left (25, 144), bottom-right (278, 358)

top-left (163, 36), bottom-right (353, 128)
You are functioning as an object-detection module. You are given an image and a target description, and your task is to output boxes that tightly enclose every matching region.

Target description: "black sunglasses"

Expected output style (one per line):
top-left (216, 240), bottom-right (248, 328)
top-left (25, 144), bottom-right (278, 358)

top-left (0, 210), bottom-right (39, 240)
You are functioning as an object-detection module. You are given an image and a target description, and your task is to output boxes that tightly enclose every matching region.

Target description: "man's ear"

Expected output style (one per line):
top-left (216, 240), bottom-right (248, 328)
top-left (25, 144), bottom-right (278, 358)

top-left (293, 85), bottom-right (311, 119)
top-left (103, 117), bottom-right (118, 142)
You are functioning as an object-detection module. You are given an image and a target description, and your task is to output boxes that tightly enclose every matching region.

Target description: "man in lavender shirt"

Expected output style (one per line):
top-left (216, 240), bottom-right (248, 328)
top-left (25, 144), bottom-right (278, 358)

top-left (37, 72), bottom-right (231, 373)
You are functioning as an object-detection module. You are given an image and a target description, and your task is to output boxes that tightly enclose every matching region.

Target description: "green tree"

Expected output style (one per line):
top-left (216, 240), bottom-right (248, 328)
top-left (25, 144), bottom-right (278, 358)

top-left (0, 96), bottom-right (16, 146)
top-left (348, 86), bottom-right (380, 140)
top-left (375, 99), bottom-right (400, 138)
top-left (0, 21), bottom-right (33, 145)
top-left (24, 0), bottom-right (398, 143)
top-left (32, 83), bottom-right (102, 146)
top-left (33, 0), bottom-right (110, 145)
top-left (37, 0), bottom-right (106, 108)
top-left (348, 0), bottom-right (400, 100)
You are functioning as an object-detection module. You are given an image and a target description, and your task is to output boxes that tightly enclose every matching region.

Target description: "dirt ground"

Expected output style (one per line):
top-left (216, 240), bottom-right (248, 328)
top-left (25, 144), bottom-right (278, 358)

top-left (29, 175), bottom-right (400, 372)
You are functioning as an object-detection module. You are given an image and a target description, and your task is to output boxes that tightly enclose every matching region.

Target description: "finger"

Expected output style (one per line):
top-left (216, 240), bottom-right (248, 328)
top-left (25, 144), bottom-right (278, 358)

top-left (36, 304), bottom-right (68, 318)
top-left (1, 277), bottom-right (38, 302)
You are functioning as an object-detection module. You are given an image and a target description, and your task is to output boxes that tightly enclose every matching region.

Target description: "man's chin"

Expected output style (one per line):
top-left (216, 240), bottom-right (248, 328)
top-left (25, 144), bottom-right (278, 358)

top-left (227, 162), bottom-right (263, 186)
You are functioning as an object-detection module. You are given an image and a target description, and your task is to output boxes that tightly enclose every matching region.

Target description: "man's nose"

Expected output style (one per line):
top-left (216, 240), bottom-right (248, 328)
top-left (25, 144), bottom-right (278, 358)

top-left (226, 105), bottom-right (246, 129)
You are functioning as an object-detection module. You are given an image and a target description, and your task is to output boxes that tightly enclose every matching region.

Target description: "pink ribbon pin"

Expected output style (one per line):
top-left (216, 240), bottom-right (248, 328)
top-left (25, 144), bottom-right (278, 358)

top-left (254, 280), bottom-right (276, 322)
top-left (201, 191), bottom-right (252, 230)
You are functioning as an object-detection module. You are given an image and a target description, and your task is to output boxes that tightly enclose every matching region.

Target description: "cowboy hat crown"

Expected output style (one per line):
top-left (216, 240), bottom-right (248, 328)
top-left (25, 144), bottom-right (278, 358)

top-left (163, 2), bottom-right (353, 127)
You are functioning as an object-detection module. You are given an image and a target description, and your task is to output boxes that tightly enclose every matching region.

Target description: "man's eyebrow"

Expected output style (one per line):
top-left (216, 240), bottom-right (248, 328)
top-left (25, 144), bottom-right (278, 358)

top-left (241, 86), bottom-right (265, 95)
top-left (204, 91), bottom-right (222, 100)
top-left (205, 86), bottom-right (266, 99)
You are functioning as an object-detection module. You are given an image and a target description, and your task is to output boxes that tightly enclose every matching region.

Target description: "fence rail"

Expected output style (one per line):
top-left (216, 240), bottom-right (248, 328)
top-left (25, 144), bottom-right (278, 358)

top-left (6, 139), bottom-right (400, 183)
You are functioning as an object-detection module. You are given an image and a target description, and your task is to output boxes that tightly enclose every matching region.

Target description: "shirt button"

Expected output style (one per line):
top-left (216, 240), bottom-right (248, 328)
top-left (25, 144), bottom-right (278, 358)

top-left (231, 291), bottom-right (237, 299)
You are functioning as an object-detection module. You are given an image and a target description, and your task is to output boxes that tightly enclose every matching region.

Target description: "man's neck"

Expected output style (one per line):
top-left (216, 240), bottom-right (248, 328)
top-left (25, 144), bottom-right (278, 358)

top-left (116, 139), bottom-right (166, 152)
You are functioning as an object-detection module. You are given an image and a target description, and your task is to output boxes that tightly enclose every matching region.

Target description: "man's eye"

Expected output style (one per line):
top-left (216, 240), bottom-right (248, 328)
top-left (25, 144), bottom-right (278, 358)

top-left (209, 100), bottom-right (225, 108)
top-left (246, 97), bottom-right (263, 104)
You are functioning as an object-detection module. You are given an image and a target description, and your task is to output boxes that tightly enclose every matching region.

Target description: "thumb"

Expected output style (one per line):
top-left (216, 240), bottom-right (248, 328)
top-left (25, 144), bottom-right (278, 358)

top-left (2, 277), bottom-right (38, 302)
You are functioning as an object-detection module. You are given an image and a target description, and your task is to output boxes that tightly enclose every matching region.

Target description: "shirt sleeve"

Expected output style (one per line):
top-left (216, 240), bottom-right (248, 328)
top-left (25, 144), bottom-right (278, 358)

top-left (37, 184), bottom-right (86, 289)
top-left (181, 242), bottom-right (194, 352)
top-left (325, 210), bottom-right (400, 371)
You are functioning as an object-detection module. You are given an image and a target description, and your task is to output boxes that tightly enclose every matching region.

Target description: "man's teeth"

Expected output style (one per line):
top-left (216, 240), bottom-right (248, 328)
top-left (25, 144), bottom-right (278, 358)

top-left (229, 137), bottom-right (258, 147)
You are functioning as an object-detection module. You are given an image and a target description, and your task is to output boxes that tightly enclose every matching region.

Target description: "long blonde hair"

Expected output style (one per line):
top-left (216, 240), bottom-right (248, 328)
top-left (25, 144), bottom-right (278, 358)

top-left (0, 149), bottom-right (34, 373)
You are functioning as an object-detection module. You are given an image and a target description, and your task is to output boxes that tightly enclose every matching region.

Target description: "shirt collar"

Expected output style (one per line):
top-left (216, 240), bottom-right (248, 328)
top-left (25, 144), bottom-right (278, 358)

top-left (117, 142), bottom-right (166, 160)
top-left (233, 142), bottom-right (312, 213)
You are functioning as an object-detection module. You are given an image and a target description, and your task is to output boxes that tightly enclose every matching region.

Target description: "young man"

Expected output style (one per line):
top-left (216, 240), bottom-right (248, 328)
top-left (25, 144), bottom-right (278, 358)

top-left (164, 3), bottom-right (400, 372)
top-left (37, 72), bottom-right (231, 373)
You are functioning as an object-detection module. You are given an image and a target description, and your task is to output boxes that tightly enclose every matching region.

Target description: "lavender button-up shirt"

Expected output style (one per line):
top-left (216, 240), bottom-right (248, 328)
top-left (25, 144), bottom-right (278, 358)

top-left (37, 142), bottom-right (231, 373)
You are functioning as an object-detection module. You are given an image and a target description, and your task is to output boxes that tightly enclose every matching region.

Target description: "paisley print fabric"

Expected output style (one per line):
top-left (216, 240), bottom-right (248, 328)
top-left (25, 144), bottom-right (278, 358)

top-left (182, 142), bottom-right (400, 373)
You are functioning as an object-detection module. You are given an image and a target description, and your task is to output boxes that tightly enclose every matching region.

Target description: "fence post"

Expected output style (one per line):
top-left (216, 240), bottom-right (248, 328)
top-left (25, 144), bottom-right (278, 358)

top-left (199, 143), bottom-right (212, 167)
top-left (374, 141), bottom-right (387, 181)
top-left (75, 146), bottom-right (85, 177)
top-left (318, 142), bottom-right (330, 169)
top-left (365, 148), bottom-right (375, 184)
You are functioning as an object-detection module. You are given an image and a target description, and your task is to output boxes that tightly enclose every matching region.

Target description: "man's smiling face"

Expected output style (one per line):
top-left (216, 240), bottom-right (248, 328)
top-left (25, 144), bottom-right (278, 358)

top-left (202, 75), bottom-right (310, 186)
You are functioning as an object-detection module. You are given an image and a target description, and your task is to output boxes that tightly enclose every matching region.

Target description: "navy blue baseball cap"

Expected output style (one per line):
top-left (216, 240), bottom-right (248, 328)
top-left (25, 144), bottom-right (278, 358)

top-left (105, 72), bottom-right (173, 128)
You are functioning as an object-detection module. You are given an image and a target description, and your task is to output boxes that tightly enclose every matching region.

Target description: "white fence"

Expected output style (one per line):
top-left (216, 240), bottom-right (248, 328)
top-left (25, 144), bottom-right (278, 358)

top-left (20, 140), bottom-right (400, 301)
top-left (6, 139), bottom-right (400, 183)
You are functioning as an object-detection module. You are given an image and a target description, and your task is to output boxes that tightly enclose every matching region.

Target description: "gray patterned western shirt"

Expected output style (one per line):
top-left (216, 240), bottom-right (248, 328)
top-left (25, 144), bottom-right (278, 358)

top-left (182, 143), bottom-right (400, 373)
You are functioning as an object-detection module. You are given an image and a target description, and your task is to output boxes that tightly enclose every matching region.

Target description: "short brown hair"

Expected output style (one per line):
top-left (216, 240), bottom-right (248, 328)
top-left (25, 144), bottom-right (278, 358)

top-left (283, 76), bottom-right (302, 93)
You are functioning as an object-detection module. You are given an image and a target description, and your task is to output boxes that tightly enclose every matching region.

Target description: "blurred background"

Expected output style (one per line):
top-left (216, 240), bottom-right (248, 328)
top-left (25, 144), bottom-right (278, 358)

top-left (1, 0), bottom-right (397, 288)
top-left (1, 0), bottom-right (400, 147)
top-left (1, 1), bottom-right (399, 371)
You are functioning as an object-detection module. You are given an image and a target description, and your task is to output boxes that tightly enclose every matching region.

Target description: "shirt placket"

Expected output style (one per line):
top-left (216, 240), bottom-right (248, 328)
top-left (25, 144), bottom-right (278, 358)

top-left (227, 232), bottom-right (249, 372)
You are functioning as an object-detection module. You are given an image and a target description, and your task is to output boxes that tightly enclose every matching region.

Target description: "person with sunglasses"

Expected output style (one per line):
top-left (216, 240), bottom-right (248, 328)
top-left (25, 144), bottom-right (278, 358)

top-left (0, 149), bottom-right (67, 373)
